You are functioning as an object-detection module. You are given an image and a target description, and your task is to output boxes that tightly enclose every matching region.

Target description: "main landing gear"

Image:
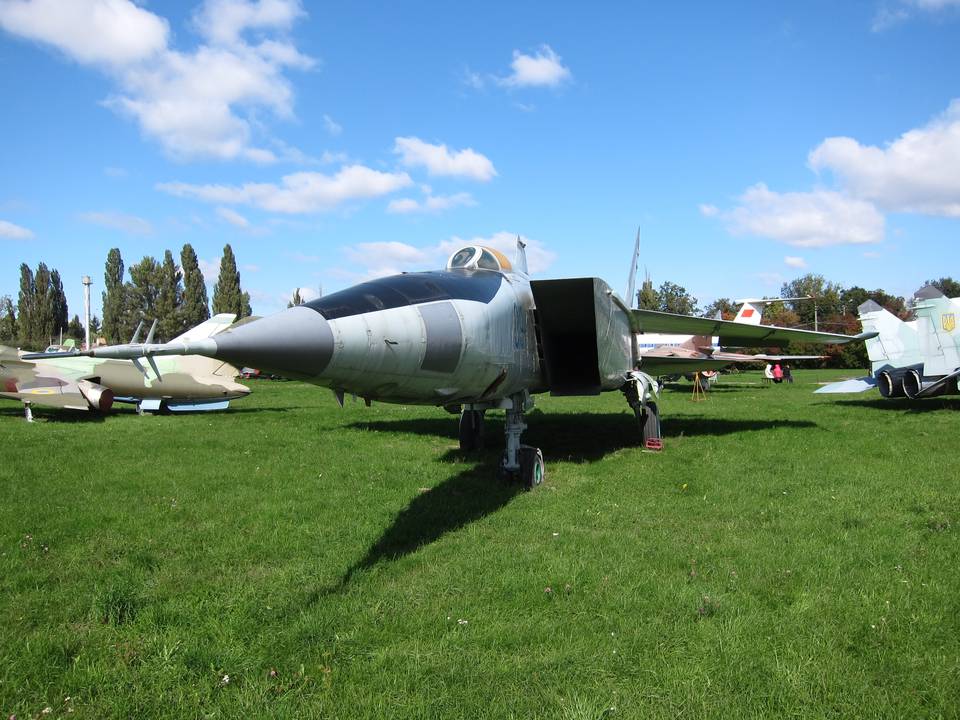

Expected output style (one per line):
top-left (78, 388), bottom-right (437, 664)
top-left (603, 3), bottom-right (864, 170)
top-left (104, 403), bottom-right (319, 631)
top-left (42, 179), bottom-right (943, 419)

top-left (461, 391), bottom-right (544, 490)
top-left (622, 371), bottom-right (662, 448)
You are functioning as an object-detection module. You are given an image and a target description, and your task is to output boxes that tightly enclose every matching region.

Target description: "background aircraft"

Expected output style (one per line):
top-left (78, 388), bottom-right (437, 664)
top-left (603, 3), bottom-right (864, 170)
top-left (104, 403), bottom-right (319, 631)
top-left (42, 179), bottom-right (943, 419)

top-left (636, 299), bottom-right (825, 376)
top-left (817, 285), bottom-right (960, 399)
top-left (71, 241), bottom-right (870, 487)
top-left (4, 315), bottom-right (249, 420)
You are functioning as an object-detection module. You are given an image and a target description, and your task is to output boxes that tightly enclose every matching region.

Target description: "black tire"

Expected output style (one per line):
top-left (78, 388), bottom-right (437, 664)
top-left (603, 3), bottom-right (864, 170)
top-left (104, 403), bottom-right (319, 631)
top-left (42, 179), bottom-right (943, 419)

top-left (458, 409), bottom-right (484, 451)
top-left (518, 446), bottom-right (545, 490)
top-left (639, 402), bottom-right (661, 444)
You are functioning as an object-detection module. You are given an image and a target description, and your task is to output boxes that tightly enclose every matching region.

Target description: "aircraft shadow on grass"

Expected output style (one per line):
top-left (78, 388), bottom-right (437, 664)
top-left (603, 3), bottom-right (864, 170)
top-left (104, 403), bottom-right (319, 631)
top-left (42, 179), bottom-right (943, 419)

top-left (349, 412), bottom-right (816, 465)
top-left (321, 412), bottom-right (816, 593)
top-left (318, 460), bottom-right (522, 596)
top-left (826, 397), bottom-right (960, 413)
top-left (0, 405), bottom-right (109, 423)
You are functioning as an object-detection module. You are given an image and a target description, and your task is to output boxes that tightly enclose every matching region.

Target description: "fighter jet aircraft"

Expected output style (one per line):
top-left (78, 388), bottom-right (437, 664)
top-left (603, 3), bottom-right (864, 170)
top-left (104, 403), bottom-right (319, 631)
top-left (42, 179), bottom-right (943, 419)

top-left (816, 285), bottom-right (960, 399)
top-left (4, 314), bottom-right (250, 420)
top-left (67, 241), bottom-right (871, 487)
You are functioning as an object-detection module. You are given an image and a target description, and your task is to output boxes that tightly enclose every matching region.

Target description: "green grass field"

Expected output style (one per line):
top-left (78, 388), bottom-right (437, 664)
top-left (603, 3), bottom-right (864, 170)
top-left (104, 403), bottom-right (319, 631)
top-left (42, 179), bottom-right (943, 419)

top-left (2, 370), bottom-right (958, 719)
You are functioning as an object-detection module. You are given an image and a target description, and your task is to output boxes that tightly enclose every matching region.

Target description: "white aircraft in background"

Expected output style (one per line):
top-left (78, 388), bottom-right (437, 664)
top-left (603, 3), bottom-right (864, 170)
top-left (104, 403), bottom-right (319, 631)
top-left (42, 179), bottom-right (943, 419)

top-left (635, 298), bottom-right (827, 377)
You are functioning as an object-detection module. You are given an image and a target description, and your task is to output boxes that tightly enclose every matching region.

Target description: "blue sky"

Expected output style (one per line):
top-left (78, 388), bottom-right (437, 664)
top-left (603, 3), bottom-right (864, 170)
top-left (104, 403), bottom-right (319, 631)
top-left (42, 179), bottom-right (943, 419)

top-left (1, 0), bottom-right (959, 321)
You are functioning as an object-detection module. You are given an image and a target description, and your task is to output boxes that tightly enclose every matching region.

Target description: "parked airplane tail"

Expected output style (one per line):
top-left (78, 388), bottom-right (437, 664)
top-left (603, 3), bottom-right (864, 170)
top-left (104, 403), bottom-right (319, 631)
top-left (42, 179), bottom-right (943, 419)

top-left (857, 300), bottom-right (917, 365)
top-left (734, 302), bottom-right (763, 325)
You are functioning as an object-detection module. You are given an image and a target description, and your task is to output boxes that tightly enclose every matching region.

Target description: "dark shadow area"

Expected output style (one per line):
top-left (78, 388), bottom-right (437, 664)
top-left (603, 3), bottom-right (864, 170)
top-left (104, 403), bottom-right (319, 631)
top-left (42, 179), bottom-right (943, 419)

top-left (826, 397), bottom-right (960, 413)
top-left (662, 383), bottom-right (766, 394)
top-left (316, 459), bottom-right (522, 597)
top-left (350, 412), bottom-right (817, 465)
top-left (0, 406), bottom-right (110, 423)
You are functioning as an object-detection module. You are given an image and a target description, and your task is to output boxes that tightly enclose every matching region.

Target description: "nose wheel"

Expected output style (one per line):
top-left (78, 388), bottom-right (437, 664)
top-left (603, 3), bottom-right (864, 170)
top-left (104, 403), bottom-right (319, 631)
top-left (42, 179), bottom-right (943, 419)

top-left (496, 392), bottom-right (545, 489)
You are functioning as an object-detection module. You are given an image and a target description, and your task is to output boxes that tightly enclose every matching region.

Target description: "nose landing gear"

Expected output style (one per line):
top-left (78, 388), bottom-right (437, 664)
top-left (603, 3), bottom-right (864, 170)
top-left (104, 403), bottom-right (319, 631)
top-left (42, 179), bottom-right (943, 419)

top-left (497, 391), bottom-right (544, 490)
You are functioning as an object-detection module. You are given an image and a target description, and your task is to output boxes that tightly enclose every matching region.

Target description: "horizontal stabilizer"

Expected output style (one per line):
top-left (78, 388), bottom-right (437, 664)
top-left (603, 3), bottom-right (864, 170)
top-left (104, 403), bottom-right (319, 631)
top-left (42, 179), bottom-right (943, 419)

top-left (814, 376), bottom-right (877, 394)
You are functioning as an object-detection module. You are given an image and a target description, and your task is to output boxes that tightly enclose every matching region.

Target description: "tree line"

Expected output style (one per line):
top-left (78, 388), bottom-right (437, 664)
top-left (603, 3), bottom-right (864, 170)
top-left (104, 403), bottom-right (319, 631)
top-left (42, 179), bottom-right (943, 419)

top-left (1, 243), bottom-right (253, 350)
top-left (637, 273), bottom-right (960, 368)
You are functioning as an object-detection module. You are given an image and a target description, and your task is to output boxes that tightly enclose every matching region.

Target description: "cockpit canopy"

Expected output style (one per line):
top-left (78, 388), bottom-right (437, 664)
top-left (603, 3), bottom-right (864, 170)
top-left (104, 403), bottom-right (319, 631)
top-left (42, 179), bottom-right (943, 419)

top-left (446, 245), bottom-right (512, 273)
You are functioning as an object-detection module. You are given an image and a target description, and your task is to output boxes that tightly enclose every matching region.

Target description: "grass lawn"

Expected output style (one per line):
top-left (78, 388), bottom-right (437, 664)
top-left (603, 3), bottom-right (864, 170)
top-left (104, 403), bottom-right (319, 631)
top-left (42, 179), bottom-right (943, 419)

top-left (1, 369), bottom-right (958, 719)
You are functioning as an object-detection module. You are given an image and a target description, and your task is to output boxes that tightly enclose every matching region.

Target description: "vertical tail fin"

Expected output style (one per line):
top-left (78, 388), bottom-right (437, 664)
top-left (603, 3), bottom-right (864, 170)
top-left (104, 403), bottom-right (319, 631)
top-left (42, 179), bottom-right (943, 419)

top-left (858, 300), bottom-right (915, 364)
top-left (734, 302), bottom-right (762, 325)
top-left (625, 225), bottom-right (641, 308)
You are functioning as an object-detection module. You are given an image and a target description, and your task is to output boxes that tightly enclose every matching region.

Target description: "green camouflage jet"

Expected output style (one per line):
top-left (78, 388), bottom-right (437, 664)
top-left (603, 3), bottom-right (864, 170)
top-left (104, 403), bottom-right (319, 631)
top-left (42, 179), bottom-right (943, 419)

top-left (817, 285), bottom-right (960, 399)
top-left (1, 314), bottom-right (250, 420)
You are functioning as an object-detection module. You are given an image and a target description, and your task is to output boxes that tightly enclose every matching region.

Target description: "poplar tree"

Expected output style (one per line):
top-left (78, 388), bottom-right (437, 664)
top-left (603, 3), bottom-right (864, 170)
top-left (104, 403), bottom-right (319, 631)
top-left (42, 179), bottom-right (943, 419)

top-left (50, 269), bottom-right (69, 339)
top-left (288, 288), bottom-right (303, 307)
top-left (637, 275), bottom-right (658, 310)
top-left (33, 263), bottom-right (53, 346)
top-left (180, 243), bottom-right (209, 328)
top-left (17, 264), bottom-right (34, 346)
top-left (156, 249), bottom-right (184, 341)
top-left (127, 256), bottom-right (161, 333)
top-left (0, 296), bottom-right (16, 343)
top-left (102, 248), bottom-right (127, 343)
top-left (212, 244), bottom-right (243, 317)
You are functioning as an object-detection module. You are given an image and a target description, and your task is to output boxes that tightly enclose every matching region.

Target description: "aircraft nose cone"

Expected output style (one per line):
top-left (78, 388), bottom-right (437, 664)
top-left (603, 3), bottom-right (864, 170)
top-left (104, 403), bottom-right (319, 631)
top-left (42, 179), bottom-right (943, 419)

top-left (212, 306), bottom-right (335, 379)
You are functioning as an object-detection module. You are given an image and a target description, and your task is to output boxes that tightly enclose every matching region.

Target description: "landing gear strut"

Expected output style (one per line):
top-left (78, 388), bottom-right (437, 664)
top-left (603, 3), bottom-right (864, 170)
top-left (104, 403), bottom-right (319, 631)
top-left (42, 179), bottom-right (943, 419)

top-left (622, 371), bottom-right (662, 447)
top-left (498, 391), bottom-right (544, 489)
top-left (23, 401), bottom-right (33, 423)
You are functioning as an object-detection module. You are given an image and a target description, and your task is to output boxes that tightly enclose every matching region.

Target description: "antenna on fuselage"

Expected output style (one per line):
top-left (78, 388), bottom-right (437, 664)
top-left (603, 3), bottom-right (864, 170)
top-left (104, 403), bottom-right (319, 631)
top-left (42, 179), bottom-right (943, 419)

top-left (626, 225), bottom-right (641, 308)
top-left (514, 235), bottom-right (528, 275)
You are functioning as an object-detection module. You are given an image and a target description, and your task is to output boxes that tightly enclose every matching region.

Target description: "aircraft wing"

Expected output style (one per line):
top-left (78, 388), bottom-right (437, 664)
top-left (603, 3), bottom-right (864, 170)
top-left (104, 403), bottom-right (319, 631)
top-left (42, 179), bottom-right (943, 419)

top-left (711, 351), bottom-right (826, 363)
top-left (630, 309), bottom-right (876, 346)
top-left (814, 376), bottom-right (877, 394)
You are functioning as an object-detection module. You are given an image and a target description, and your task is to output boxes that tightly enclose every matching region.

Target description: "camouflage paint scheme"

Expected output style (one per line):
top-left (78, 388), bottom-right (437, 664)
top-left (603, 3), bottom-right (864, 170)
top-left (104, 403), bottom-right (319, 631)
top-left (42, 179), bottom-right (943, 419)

top-left (817, 285), bottom-right (960, 399)
top-left (1, 314), bottom-right (250, 413)
top-left (73, 243), bottom-right (868, 484)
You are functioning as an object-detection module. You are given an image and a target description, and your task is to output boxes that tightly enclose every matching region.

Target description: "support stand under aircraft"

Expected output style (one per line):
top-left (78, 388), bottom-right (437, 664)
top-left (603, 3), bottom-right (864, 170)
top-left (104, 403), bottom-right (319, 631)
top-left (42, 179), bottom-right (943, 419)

top-left (65, 240), bottom-right (872, 488)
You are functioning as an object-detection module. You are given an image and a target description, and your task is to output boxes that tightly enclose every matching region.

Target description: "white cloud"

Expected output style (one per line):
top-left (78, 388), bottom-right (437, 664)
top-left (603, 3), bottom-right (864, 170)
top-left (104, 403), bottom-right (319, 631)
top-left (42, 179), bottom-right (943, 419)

top-left (336, 231), bottom-right (556, 282)
top-left (387, 192), bottom-right (475, 214)
top-left (393, 137), bottom-right (496, 182)
top-left (0, 219), bottom-right (34, 239)
top-left (198, 256), bottom-right (220, 282)
top-left (784, 256), bottom-right (807, 269)
top-left (216, 206), bottom-right (250, 227)
top-left (79, 210), bottom-right (153, 235)
top-left (322, 114), bottom-right (342, 136)
top-left (158, 165), bottom-right (413, 213)
top-left (290, 286), bottom-right (319, 303)
top-left (0, 0), bottom-right (313, 162)
top-left (499, 45), bottom-right (571, 88)
top-left (872, 0), bottom-right (960, 31)
top-left (0, 0), bottom-right (168, 65)
top-left (104, 166), bottom-right (128, 177)
top-left (809, 99), bottom-right (960, 217)
top-left (719, 183), bottom-right (885, 247)
top-left (698, 203), bottom-right (719, 217)
top-left (243, 263), bottom-right (260, 272)
top-left (436, 232), bottom-right (557, 274)
top-left (193, 0), bottom-right (304, 46)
